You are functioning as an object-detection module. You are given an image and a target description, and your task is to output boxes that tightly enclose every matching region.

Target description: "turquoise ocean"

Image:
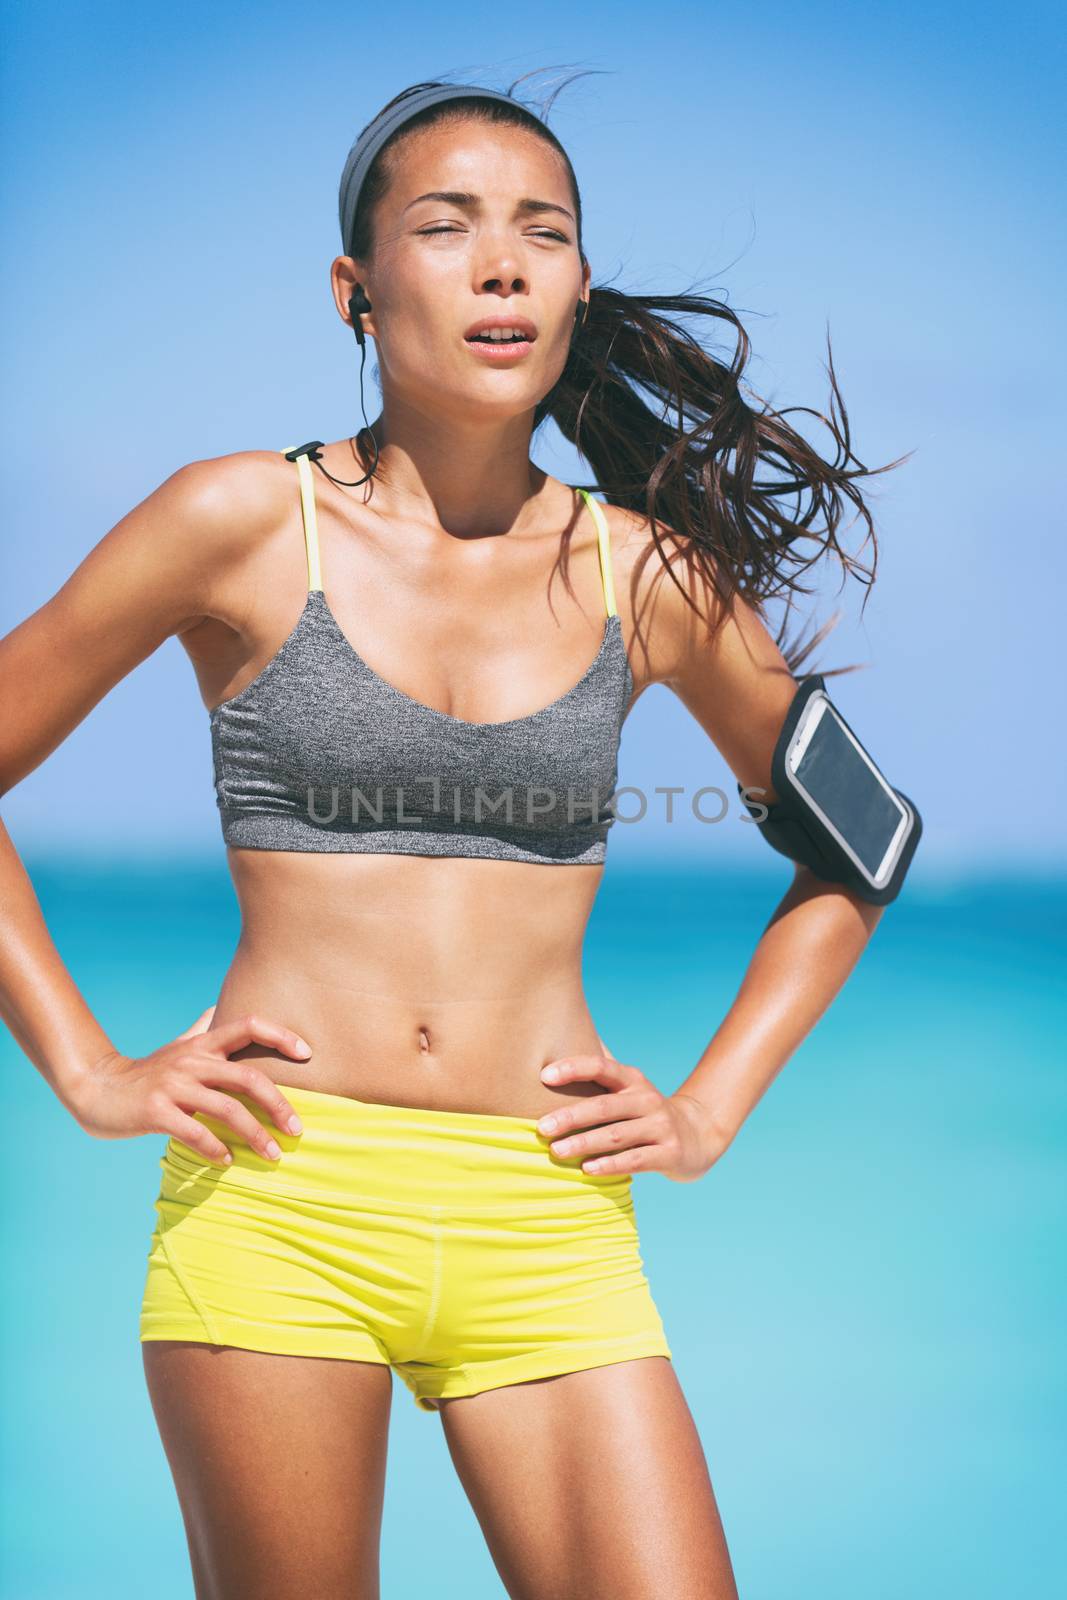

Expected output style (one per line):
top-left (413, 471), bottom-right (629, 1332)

top-left (0, 855), bottom-right (1062, 1599)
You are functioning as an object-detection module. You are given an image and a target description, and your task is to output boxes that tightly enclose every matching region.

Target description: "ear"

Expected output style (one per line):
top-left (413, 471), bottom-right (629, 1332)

top-left (330, 255), bottom-right (376, 337)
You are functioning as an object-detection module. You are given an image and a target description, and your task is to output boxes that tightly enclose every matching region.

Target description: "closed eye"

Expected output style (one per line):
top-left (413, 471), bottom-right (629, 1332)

top-left (417, 226), bottom-right (570, 242)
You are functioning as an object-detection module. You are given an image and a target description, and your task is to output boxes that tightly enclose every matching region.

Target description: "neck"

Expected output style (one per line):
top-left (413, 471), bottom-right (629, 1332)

top-left (350, 400), bottom-right (552, 540)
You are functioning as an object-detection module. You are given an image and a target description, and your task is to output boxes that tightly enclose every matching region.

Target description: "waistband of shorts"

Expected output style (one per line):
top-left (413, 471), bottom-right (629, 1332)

top-left (162, 1082), bottom-right (633, 1215)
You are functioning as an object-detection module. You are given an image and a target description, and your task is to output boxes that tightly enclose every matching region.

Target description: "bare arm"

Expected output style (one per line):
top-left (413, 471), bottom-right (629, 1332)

top-left (660, 568), bottom-right (884, 1148)
top-left (0, 454), bottom-right (310, 1162)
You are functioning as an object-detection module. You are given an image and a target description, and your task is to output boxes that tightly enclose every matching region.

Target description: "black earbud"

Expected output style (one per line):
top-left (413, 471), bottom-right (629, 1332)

top-left (348, 285), bottom-right (372, 348)
top-left (300, 284), bottom-right (379, 489)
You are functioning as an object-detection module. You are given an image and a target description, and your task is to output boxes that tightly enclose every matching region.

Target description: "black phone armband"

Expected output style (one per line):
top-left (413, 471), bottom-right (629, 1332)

top-left (737, 674), bottom-right (922, 906)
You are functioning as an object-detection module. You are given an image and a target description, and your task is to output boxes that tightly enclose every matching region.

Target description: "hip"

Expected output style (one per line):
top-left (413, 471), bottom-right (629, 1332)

top-left (154, 1082), bottom-right (632, 1215)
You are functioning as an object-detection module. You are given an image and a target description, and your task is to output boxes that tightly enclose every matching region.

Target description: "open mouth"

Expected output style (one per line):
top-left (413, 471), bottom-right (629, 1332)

top-left (463, 319), bottom-right (538, 355)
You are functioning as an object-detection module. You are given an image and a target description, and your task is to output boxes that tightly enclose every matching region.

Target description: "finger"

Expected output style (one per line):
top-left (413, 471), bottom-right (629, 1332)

top-left (537, 1088), bottom-right (658, 1139)
top-left (175, 1085), bottom-right (289, 1163)
top-left (195, 1061), bottom-right (304, 1137)
top-left (175, 1005), bottom-right (217, 1041)
top-left (158, 1106), bottom-right (234, 1167)
top-left (546, 1114), bottom-right (663, 1168)
top-left (540, 1053), bottom-right (628, 1090)
top-left (580, 1144), bottom-right (658, 1175)
top-left (207, 1012), bottom-right (313, 1062)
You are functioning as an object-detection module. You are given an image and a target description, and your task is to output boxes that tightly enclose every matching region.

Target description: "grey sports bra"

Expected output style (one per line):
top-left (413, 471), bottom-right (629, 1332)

top-left (209, 444), bottom-right (633, 865)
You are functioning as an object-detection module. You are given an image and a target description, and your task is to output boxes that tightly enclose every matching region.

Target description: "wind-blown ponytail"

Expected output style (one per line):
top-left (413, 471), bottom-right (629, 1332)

top-left (346, 70), bottom-right (912, 678)
top-left (539, 282), bottom-right (911, 679)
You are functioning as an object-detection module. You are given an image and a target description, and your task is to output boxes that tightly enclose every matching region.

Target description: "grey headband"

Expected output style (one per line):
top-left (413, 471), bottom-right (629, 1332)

top-left (338, 84), bottom-right (530, 258)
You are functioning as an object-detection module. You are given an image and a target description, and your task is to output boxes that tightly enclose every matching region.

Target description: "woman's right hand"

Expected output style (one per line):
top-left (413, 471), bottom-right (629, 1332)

top-left (71, 1008), bottom-right (312, 1167)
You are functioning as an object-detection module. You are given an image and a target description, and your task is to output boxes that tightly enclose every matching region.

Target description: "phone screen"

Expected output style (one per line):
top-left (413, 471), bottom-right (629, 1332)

top-left (791, 700), bottom-right (907, 881)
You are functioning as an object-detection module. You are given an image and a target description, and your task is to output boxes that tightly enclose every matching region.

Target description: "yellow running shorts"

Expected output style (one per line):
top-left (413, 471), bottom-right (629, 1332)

top-left (139, 1083), bottom-right (672, 1412)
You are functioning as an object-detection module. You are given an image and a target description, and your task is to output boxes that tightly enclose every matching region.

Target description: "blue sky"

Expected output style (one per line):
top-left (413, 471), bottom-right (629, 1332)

top-left (1, 0), bottom-right (1063, 874)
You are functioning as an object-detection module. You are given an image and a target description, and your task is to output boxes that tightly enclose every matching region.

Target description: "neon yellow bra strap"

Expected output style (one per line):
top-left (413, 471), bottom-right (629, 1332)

top-left (279, 447), bottom-right (322, 592)
top-left (280, 455), bottom-right (612, 614)
top-left (576, 487), bottom-right (617, 619)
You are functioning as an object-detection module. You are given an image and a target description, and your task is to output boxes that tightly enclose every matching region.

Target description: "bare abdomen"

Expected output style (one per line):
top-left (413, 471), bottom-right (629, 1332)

top-left (211, 848), bottom-right (611, 1118)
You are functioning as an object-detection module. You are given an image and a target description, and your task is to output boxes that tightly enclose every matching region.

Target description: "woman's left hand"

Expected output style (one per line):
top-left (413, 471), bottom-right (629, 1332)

top-left (536, 1053), bottom-right (732, 1183)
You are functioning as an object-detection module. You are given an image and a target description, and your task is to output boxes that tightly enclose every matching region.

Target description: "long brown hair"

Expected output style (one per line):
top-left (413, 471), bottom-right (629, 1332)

top-left (343, 71), bottom-right (913, 680)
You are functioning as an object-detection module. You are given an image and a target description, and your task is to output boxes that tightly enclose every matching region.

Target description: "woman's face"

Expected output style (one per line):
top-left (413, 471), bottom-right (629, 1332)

top-left (337, 118), bottom-right (589, 423)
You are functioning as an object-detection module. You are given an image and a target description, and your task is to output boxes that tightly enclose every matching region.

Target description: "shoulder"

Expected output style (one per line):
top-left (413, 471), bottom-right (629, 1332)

top-left (0, 450), bottom-right (296, 781)
top-left (597, 497), bottom-right (714, 592)
top-left (160, 447), bottom-right (292, 558)
top-left (595, 499), bottom-right (730, 687)
top-left (143, 448), bottom-right (296, 629)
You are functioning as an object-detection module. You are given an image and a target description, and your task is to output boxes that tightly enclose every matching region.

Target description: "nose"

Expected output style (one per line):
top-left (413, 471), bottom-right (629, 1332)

top-left (478, 270), bottom-right (528, 296)
top-left (473, 238), bottom-right (528, 298)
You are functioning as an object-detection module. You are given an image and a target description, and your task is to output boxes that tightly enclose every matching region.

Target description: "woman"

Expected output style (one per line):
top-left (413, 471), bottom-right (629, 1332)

top-left (0, 75), bottom-right (913, 1600)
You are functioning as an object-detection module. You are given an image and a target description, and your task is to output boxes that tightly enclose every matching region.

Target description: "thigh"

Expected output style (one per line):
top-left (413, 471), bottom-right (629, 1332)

top-left (438, 1354), bottom-right (738, 1600)
top-left (142, 1340), bottom-right (393, 1600)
